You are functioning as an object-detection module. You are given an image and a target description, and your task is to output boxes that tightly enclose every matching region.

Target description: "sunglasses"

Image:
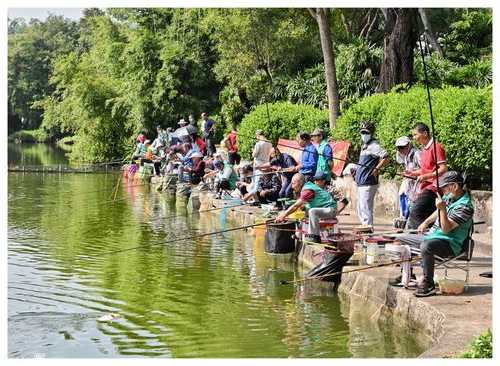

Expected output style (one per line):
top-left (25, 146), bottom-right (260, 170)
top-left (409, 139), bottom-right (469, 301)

top-left (360, 131), bottom-right (371, 135)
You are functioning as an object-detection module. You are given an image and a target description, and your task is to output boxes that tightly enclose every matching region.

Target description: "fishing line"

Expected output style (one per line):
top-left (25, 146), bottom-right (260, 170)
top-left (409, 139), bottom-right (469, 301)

top-left (279, 256), bottom-right (421, 285)
top-left (92, 220), bottom-right (274, 257)
top-left (418, 31), bottom-right (441, 227)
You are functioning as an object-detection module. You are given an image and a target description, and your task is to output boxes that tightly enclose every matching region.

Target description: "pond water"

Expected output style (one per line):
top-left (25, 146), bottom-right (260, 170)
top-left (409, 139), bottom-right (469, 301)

top-left (8, 143), bottom-right (430, 358)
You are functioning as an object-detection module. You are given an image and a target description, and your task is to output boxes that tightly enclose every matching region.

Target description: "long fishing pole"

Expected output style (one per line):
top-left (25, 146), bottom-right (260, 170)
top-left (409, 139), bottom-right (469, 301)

top-left (161, 201), bottom-right (251, 220)
top-left (235, 131), bottom-right (374, 171)
top-left (93, 220), bottom-right (273, 257)
top-left (418, 31), bottom-right (441, 226)
top-left (280, 256), bottom-right (421, 285)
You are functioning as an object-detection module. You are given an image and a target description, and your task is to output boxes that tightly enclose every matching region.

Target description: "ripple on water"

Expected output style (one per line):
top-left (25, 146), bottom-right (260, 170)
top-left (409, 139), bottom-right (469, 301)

top-left (8, 170), bottom-right (430, 358)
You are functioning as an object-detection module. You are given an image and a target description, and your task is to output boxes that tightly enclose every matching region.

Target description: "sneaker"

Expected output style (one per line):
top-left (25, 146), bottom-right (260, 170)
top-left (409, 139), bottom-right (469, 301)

top-left (414, 283), bottom-right (436, 297)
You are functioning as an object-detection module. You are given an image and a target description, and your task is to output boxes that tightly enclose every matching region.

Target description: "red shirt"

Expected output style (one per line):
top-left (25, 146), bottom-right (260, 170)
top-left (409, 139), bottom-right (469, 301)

top-left (419, 139), bottom-right (446, 192)
top-left (227, 132), bottom-right (238, 153)
top-left (299, 189), bottom-right (315, 202)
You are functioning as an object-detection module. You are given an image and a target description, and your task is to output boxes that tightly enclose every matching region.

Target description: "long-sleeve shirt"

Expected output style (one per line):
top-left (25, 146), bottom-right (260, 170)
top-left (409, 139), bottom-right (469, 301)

top-left (257, 173), bottom-right (282, 196)
top-left (299, 142), bottom-right (318, 176)
top-left (270, 153), bottom-right (297, 180)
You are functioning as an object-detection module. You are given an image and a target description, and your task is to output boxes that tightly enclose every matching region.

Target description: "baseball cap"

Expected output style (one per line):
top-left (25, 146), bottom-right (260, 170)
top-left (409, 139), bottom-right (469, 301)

top-left (437, 171), bottom-right (464, 187)
top-left (395, 136), bottom-right (411, 147)
top-left (313, 171), bottom-right (328, 181)
top-left (311, 128), bottom-right (324, 137)
top-left (360, 121), bottom-right (374, 133)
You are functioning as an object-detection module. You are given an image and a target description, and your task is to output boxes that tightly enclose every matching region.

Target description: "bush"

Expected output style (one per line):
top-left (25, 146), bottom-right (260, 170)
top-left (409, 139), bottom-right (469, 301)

top-left (9, 129), bottom-right (50, 143)
top-left (332, 86), bottom-right (492, 186)
top-left (414, 53), bottom-right (492, 88)
top-left (237, 101), bottom-right (328, 159)
top-left (461, 329), bottom-right (492, 358)
top-left (270, 38), bottom-right (382, 111)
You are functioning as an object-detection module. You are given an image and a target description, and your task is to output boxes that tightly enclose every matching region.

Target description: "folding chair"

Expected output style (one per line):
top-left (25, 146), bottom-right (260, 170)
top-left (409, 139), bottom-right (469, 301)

top-left (408, 223), bottom-right (475, 290)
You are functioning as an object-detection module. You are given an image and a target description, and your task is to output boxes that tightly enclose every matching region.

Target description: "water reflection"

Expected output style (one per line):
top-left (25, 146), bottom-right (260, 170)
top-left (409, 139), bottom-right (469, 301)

top-left (8, 149), bottom-right (430, 358)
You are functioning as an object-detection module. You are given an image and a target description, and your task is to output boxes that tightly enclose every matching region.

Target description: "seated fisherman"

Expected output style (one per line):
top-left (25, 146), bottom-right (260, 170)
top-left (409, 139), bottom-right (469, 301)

top-left (390, 171), bottom-right (474, 297)
top-left (205, 159), bottom-right (238, 198)
top-left (235, 164), bottom-right (254, 197)
top-left (245, 166), bottom-right (282, 204)
top-left (183, 152), bottom-right (205, 185)
top-left (268, 147), bottom-right (297, 199)
top-left (132, 134), bottom-right (147, 162)
top-left (275, 172), bottom-right (348, 243)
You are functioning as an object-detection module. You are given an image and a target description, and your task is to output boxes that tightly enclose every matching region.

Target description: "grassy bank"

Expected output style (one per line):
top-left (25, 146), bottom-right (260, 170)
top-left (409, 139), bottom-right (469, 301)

top-left (460, 329), bottom-right (492, 358)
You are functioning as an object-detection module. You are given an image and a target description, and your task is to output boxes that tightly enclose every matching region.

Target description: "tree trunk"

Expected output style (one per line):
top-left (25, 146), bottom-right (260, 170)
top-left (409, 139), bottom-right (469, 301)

top-left (309, 8), bottom-right (339, 129)
top-left (379, 8), bottom-right (418, 92)
top-left (418, 8), bottom-right (444, 58)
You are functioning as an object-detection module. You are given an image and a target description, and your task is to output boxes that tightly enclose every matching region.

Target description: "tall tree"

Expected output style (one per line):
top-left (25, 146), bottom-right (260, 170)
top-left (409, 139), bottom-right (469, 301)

top-left (378, 8), bottom-right (418, 92)
top-left (418, 8), bottom-right (444, 58)
top-left (308, 8), bottom-right (339, 129)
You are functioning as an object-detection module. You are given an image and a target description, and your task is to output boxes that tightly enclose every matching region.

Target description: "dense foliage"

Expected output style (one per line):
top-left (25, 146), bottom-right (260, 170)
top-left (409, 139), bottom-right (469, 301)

top-left (332, 86), bottom-right (492, 186)
top-left (461, 329), bottom-right (492, 358)
top-left (7, 8), bottom-right (492, 167)
top-left (237, 102), bottom-right (328, 159)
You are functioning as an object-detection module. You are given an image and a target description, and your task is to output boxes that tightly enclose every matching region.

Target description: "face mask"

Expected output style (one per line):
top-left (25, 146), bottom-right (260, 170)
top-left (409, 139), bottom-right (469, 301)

top-left (361, 134), bottom-right (371, 143)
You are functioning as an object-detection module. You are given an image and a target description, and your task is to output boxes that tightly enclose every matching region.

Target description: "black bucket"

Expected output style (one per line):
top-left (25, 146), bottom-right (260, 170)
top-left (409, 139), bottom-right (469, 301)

top-left (264, 222), bottom-right (296, 254)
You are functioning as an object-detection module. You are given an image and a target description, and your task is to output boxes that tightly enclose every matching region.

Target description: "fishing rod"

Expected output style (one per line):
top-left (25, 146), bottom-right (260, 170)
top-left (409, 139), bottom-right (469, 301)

top-left (161, 201), bottom-right (251, 220)
top-left (94, 219), bottom-right (274, 257)
top-left (418, 31), bottom-right (441, 226)
top-left (279, 256), bottom-right (421, 285)
top-left (235, 131), bottom-right (375, 172)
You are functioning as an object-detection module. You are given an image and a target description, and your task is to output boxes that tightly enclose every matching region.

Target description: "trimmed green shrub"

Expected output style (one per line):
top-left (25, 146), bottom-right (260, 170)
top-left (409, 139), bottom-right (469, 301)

top-left (237, 102), bottom-right (328, 159)
top-left (332, 86), bottom-right (492, 185)
top-left (461, 329), bottom-right (492, 358)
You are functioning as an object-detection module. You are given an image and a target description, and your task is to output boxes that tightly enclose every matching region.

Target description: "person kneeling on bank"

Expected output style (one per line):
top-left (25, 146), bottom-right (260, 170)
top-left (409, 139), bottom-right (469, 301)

top-left (275, 172), bottom-right (348, 243)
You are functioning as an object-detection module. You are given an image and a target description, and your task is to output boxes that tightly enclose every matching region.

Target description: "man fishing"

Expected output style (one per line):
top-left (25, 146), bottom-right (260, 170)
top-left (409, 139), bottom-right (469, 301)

top-left (275, 172), bottom-right (347, 243)
top-left (350, 122), bottom-right (389, 227)
top-left (406, 122), bottom-right (448, 229)
top-left (390, 171), bottom-right (474, 297)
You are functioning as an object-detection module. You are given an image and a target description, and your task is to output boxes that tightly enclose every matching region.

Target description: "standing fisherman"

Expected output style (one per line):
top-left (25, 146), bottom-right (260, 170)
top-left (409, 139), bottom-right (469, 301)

top-left (293, 132), bottom-right (318, 182)
top-left (352, 122), bottom-right (389, 227)
top-left (395, 136), bottom-right (421, 224)
top-left (311, 128), bottom-right (333, 182)
top-left (201, 112), bottom-right (216, 156)
top-left (406, 122), bottom-right (447, 229)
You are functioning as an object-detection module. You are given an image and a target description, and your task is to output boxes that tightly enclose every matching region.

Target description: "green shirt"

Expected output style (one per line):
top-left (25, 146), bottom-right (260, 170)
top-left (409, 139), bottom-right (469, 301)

top-left (424, 192), bottom-right (474, 255)
top-left (316, 140), bottom-right (331, 181)
top-left (302, 181), bottom-right (337, 211)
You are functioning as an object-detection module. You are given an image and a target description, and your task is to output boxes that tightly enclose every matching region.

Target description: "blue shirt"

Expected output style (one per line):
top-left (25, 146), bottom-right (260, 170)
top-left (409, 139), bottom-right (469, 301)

top-left (354, 139), bottom-right (387, 186)
top-left (299, 143), bottom-right (318, 176)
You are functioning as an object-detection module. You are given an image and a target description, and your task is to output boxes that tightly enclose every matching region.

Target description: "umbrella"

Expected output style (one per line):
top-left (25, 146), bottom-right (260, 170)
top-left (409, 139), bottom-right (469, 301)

top-left (172, 124), bottom-right (197, 139)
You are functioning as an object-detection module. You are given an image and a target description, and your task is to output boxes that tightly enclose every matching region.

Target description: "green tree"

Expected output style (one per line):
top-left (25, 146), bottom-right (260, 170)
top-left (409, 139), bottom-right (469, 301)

top-left (8, 15), bottom-right (80, 132)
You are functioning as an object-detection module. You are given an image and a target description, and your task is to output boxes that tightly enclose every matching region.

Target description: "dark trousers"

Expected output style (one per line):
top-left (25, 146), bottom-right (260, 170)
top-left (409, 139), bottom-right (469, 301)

top-left (421, 238), bottom-right (454, 286)
top-left (407, 189), bottom-right (437, 229)
top-left (228, 152), bottom-right (241, 165)
top-left (205, 137), bottom-right (216, 156)
top-left (258, 191), bottom-right (280, 204)
top-left (279, 175), bottom-right (293, 199)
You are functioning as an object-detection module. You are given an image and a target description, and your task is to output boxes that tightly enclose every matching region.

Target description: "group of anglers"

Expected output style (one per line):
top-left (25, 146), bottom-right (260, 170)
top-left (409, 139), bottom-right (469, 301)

top-left (129, 116), bottom-right (475, 298)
